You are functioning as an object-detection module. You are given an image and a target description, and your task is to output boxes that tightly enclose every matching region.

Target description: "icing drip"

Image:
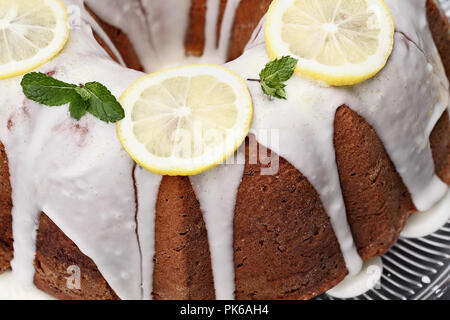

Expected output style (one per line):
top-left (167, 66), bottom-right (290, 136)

top-left (0, 0), bottom-right (448, 300)
top-left (134, 166), bottom-right (162, 300)
top-left (0, 271), bottom-right (55, 300)
top-left (401, 189), bottom-right (450, 238)
top-left (85, 0), bottom-right (241, 71)
top-left (190, 148), bottom-right (245, 300)
top-left (138, 0), bottom-right (191, 70)
top-left (82, 7), bottom-right (127, 67)
top-left (327, 257), bottom-right (383, 299)
top-left (204, 0), bottom-right (222, 55)
top-left (214, 0), bottom-right (243, 62)
top-left (85, 0), bottom-right (156, 70)
top-left (5, 105), bottom-right (49, 286)
top-left (186, 0), bottom-right (243, 64)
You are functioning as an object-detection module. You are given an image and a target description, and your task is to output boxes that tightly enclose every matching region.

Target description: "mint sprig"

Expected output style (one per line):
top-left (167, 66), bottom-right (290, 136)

top-left (256, 56), bottom-right (298, 100)
top-left (21, 72), bottom-right (125, 123)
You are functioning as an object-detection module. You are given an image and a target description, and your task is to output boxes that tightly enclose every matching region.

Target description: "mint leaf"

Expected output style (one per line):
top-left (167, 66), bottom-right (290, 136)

top-left (74, 87), bottom-right (92, 101)
top-left (275, 87), bottom-right (287, 100)
top-left (21, 72), bottom-right (78, 106)
top-left (69, 95), bottom-right (89, 120)
top-left (259, 56), bottom-right (298, 99)
top-left (84, 82), bottom-right (125, 123)
top-left (260, 56), bottom-right (298, 83)
top-left (21, 72), bottom-right (125, 123)
top-left (261, 81), bottom-right (277, 97)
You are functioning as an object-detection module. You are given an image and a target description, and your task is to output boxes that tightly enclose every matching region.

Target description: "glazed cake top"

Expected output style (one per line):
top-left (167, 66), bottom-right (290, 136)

top-left (0, 0), bottom-right (448, 299)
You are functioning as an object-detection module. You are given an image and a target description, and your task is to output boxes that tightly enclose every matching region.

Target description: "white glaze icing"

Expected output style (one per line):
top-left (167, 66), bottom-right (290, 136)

top-left (189, 148), bottom-right (245, 300)
top-left (327, 257), bottom-right (383, 299)
top-left (0, 0), bottom-right (147, 299)
top-left (85, 0), bottom-right (241, 72)
top-left (0, 271), bottom-right (55, 300)
top-left (82, 8), bottom-right (126, 67)
top-left (134, 166), bottom-right (162, 300)
top-left (0, 0), bottom-right (448, 300)
top-left (84, 0), bottom-right (156, 70)
top-left (401, 189), bottom-right (450, 238)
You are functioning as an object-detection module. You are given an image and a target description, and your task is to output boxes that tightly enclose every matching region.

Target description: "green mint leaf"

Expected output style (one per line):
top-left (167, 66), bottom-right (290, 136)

top-left (21, 73), bottom-right (125, 123)
top-left (84, 82), bottom-right (125, 123)
top-left (259, 56), bottom-right (298, 99)
top-left (261, 81), bottom-right (277, 97)
top-left (275, 88), bottom-right (287, 100)
top-left (21, 72), bottom-right (78, 106)
top-left (69, 95), bottom-right (89, 120)
top-left (74, 87), bottom-right (92, 101)
top-left (260, 56), bottom-right (298, 83)
top-left (261, 80), bottom-right (287, 100)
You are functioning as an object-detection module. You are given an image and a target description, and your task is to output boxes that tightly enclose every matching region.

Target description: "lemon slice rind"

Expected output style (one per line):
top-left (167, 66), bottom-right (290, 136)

top-left (117, 65), bottom-right (253, 176)
top-left (265, 0), bottom-right (395, 86)
top-left (0, 0), bottom-right (69, 80)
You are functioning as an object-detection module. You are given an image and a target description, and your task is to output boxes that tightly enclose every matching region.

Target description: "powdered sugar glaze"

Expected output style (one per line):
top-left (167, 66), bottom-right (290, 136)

top-left (0, 0), bottom-right (448, 300)
top-left (0, 0), bottom-right (147, 299)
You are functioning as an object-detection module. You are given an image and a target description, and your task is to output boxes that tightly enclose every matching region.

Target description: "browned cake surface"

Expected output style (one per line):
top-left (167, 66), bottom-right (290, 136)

top-left (34, 213), bottom-right (118, 300)
top-left (185, 0), bottom-right (208, 57)
top-left (431, 112), bottom-right (450, 184)
top-left (228, 0), bottom-right (272, 60)
top-left (334, 106), bottom-right (415, 260)
top-left (185, 0), bottom-right (272, 61)
top-left (154, 176), bottom-right (215, 300)
top-left (234, 138), bottom-right (347, 300)
top-left (0, 0), bottom-right (448, 301)
top-left (0, 143), bottom-right (12, 273)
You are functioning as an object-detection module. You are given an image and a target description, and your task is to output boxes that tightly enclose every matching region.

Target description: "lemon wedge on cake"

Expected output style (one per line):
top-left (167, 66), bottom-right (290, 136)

top-left (117, 65), bottom-right (253, 176)
top-left (265, 0), bottom-right (395, 86)
top-left (0, 0), bottom-right (69, 79)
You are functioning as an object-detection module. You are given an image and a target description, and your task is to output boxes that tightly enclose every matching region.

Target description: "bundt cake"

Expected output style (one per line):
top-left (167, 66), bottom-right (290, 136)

top-left (0, 0), bottom-right (449, 300)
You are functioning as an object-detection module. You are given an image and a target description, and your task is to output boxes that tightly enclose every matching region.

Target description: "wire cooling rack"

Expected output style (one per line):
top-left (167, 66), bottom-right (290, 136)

top-left (319, 221), bottom-right (450, 300)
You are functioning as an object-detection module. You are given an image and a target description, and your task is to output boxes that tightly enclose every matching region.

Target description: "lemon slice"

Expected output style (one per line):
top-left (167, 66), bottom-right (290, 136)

top-left (0, 0), bottom-right (69, 79)
top-left (265, 0), bottom-right (395, 86)
top-left (117, 65), bottom-right (253, 176)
